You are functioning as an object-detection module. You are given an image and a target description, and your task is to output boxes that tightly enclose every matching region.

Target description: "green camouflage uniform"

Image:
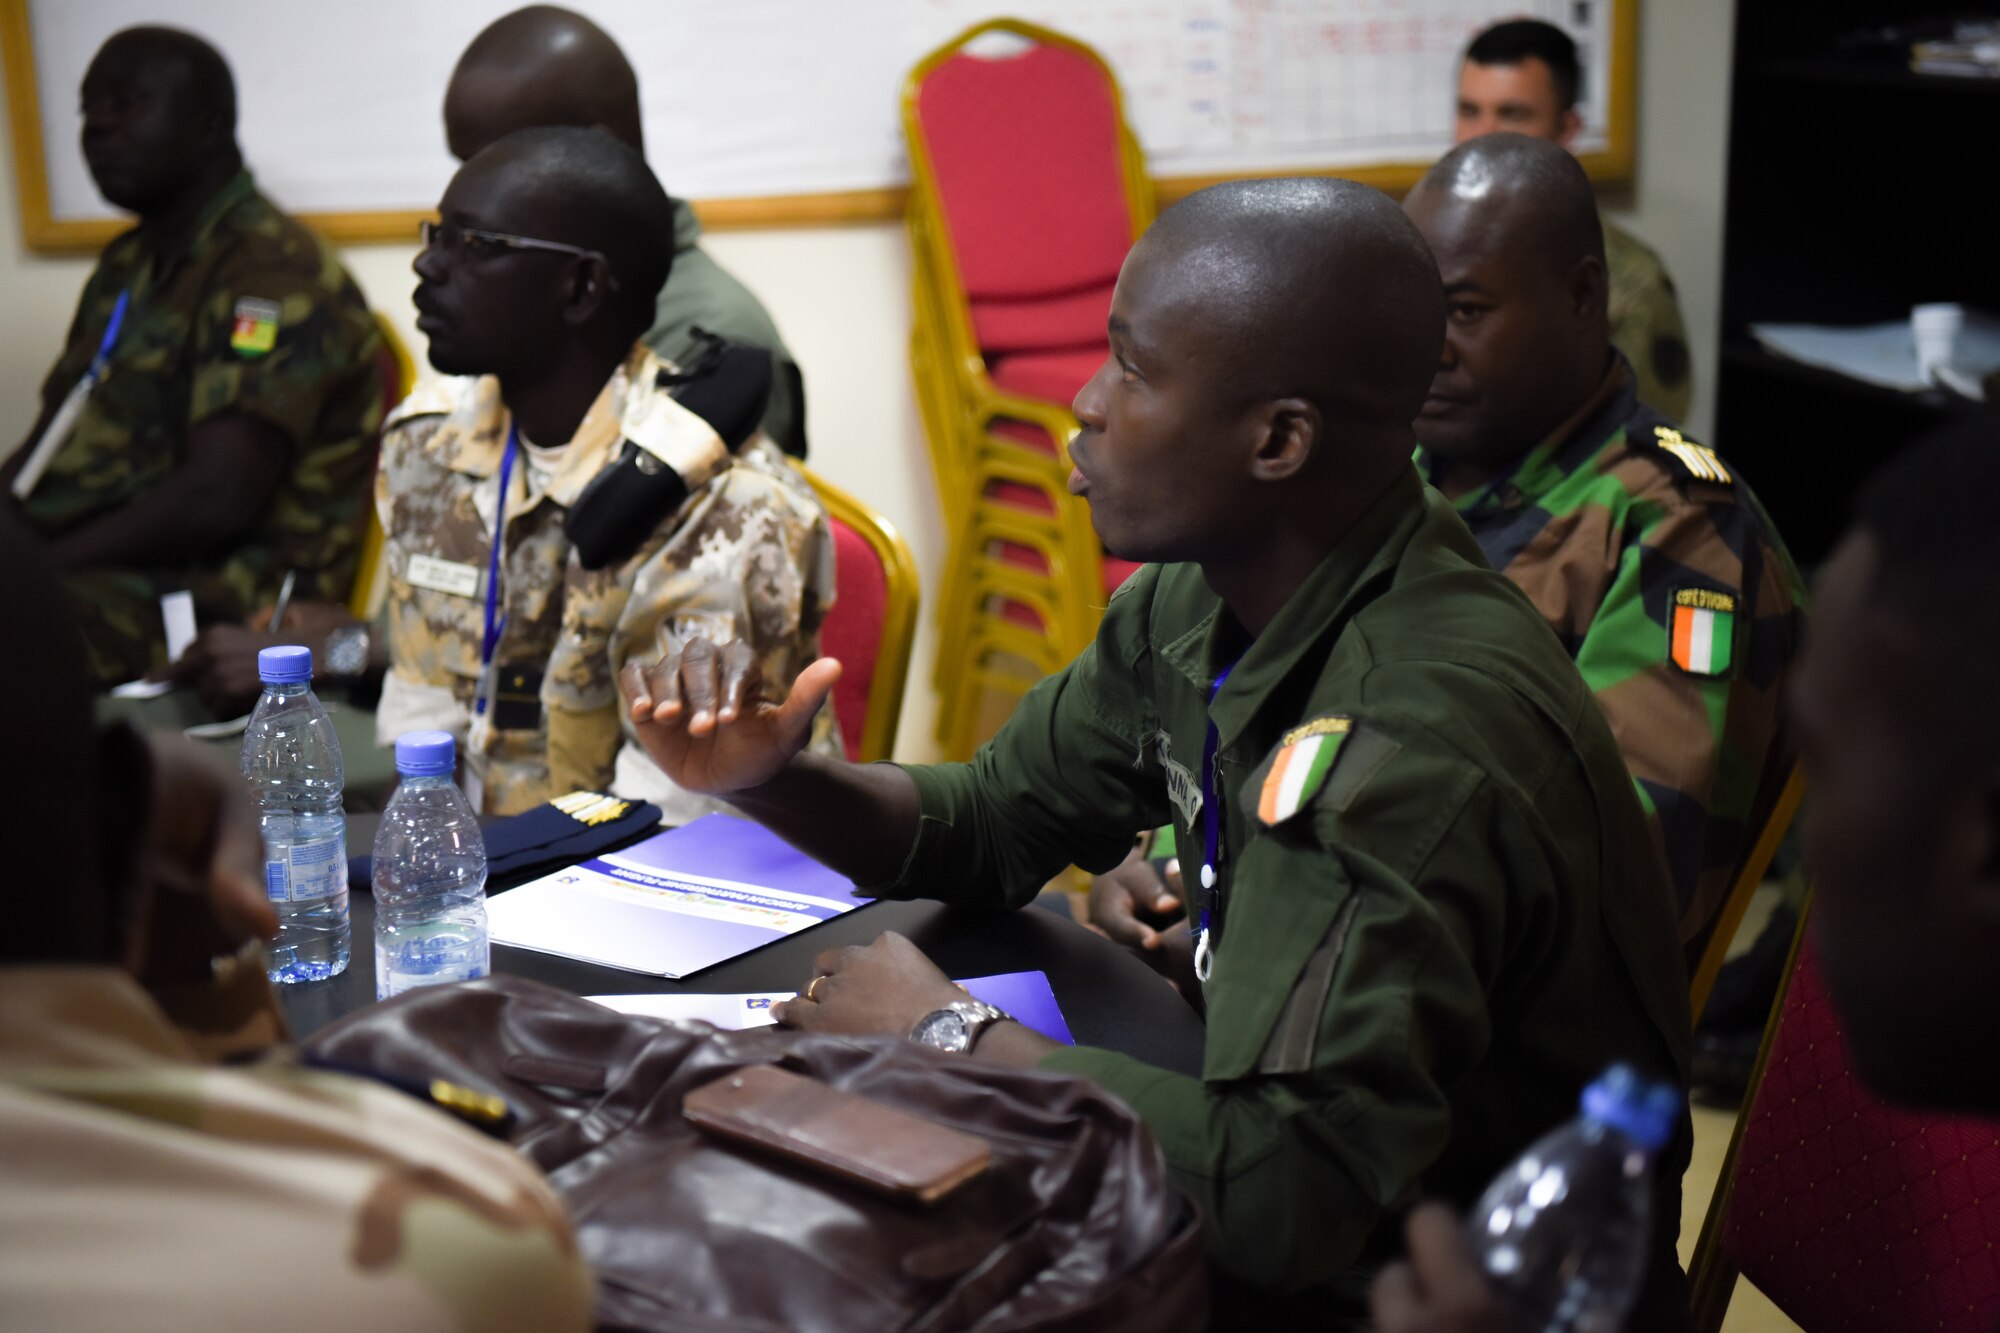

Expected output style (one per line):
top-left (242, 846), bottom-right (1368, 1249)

top-left (20, 170), bottom-right (384, 685)
top-left (376, 344), bottom-right (838, 818)
top-left (647, 198), bottom-right (805, 458)
top-left (1605, 217), bottom-right (1693, 421)
top-left (1419, 360), bottom-right (1807, 965)
top-left (0, 964), bottom-right (593, 1330)
top-left (873, 469), bottom-right (1692, 1324)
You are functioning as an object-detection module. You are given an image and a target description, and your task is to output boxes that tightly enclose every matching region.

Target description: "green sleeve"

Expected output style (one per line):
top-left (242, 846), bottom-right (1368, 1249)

top-left (1040, 755), bottom-right (1515, 1293)
top-left (875, 582), bottom-right (1174, 909)
top-left (188, 267), bottom-right (372, 448)
top-left (1571, 496), bottom-right (1744, 931)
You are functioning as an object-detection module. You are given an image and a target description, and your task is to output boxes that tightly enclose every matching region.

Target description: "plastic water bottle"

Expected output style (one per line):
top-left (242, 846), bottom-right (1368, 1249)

top-left (372, 731), bottom-right (489, 999)
top-left (241, 645), bottom-right (350, 982)
top-left (1464, 1064), bottom-right (1680, 1333)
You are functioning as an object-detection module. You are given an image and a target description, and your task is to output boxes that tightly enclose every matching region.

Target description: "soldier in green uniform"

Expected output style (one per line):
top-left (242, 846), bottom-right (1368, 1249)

top-left (2, 27), bottom-right (384, 688)
top-left (1406, 133), bottom-right (1805, 966)
top-left (1455, 17), bottom-right (1693, 420)
top-left (614, 178), bottom-right (1693, 1328)
top-left (444, 5), bottom-right (806, 457)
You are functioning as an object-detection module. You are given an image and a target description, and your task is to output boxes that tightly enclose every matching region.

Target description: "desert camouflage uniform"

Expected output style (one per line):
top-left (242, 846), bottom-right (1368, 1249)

top-left (1605, 217), bottom-right (1693, 422)
top-left (17, 170), bottom-right (384, 685)
top-left (0, 963), bottom-right (592, 1331)
top-left (1419, 359), bottom-right (1806, 964)
top-left (375, 343), bottom-right (837, 818)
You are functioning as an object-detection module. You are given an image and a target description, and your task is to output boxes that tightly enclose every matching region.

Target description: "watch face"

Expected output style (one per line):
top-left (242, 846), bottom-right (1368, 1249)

top-left (914, 1008), bottom-right (972, 1052)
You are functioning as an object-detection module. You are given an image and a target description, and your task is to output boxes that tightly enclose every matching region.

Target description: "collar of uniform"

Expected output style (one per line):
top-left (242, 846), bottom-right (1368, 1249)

top-left (0, 967), bottom-right (200, 1073)
top-left (422, 342), bottom-right (669, 506)
top-left (671, 197), bottom-right (703, 254)
top-left (1424, 356), bottom-right (1635, 517)
top-left (140, 168), bottom-right (259, 282)
top-left (1184, 465), bottom-right (1430, 751)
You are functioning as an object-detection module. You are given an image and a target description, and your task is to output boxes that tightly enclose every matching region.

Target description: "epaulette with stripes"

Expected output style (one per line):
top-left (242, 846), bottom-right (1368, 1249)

top-left (1642, 424), bottom-right (1734, 486)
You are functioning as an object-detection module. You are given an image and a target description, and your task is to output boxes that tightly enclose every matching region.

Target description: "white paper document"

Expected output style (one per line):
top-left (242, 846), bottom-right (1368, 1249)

top-left (485, 814), bottom-right (873, 978)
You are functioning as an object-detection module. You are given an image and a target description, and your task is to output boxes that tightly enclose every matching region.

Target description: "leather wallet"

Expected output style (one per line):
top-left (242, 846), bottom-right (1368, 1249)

top-left (683, 1064), bottom-right (991, 1205)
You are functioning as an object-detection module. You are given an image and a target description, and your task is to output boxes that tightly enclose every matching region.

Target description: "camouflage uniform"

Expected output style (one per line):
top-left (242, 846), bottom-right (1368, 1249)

top-left (1605, 217), bottom-right (1693, 422)
top-left (1419, 359), bottom-right (1806, 964)
top-left (0, 962), bottom-right (593, 1330)
top-left (19, 170), bottom-right (385, 686)
top-left (375, 343), bottom-right (838, 818)
top-left (649, 198), bottom-right (805, 458)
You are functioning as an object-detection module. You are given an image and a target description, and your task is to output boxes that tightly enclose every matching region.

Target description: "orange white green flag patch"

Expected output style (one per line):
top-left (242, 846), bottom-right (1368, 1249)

top-left (230, 296), bottom-right (281, 357)
top-left (1670, 588), bottom-right (1737, 676)
top-left (1257, 716), bottom-right (1351, 825)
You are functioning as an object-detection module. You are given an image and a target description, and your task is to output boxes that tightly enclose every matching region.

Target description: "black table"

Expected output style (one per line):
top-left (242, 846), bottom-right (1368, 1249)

top-left (279, 820), bottom-right (1208, 1077)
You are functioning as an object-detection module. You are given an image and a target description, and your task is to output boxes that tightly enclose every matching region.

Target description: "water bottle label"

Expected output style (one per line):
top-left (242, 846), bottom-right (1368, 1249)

top-left (265, 834), bottom-right (348, 904)
top-left (375, 931), bottom-right (489, 1000)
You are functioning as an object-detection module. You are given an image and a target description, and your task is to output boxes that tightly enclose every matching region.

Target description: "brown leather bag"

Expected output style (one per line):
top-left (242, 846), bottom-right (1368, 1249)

top-left (300, 975), bottom-right (1210, 1332)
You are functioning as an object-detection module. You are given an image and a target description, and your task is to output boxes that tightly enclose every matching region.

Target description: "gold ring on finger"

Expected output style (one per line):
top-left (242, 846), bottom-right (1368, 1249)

top-left (806, 974), bottom-right (828, 1002)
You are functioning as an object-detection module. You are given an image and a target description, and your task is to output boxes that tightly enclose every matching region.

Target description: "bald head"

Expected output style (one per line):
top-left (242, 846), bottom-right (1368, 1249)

top-left (1408, 133), bottom-right (1604, 286)
top-left (445, 5), bottom-right (644, 162)
top-left (417, 126), bottom-right (675, 378)
top-left (1403, 134), bottom-right (1614, 473)
top-left (1139, 177), bottom-right (1445, 441)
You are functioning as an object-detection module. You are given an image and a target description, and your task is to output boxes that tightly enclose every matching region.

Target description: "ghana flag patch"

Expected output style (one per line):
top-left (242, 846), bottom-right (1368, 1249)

top-left (1257, 716), bottom-right (1350, 825)
top-left (229, 296), bottom-right (281, 357)
top-left (1670, 587), bottom-right (1737, 676)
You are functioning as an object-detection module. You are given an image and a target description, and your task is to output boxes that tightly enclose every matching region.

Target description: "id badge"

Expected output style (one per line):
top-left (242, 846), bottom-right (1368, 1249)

top-left (492, 664), bottom-right (543, 732)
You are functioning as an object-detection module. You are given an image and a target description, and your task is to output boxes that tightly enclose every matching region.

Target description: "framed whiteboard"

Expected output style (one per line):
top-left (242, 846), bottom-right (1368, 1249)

top-left (3, 0), bottom-right (1633, 253)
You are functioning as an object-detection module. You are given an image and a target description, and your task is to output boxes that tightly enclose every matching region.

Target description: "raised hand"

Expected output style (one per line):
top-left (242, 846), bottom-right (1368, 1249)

top-left (618, 636), bottom-right (841, 795)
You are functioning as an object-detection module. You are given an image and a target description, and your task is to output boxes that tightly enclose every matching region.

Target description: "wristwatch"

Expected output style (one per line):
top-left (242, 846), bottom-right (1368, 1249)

top-left (909, 999), bottom-right (1010, 1054)
top-left (323, 623), bottom-right (371, 678)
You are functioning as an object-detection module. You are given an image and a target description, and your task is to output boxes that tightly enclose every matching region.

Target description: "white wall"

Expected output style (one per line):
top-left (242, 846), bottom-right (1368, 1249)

top-left (1600, 0), bottom-right (1737, 440)
top-left (0, 0), bottom-right (1734, 761)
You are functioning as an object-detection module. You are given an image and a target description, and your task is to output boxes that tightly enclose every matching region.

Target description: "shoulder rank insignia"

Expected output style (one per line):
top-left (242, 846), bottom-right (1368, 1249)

top-left (1256, 716), bottom-right (1351, 825)
top-left (1652, 425), bottom-right (1731, 484)
top-left (229, 296), bottom-right (281, 358)
top-left (1669, 587), bottom-right (1737, 676)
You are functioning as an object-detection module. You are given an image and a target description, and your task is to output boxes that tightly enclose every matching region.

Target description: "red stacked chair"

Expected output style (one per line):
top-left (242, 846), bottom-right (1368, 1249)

top-left (903, 19), bottom-right (1151, 759)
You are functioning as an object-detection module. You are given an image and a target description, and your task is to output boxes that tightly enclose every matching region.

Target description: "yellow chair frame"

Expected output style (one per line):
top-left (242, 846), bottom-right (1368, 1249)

top-left (800, 466), bottom-right (921, 765)
top-left (1686, 892), bottom-right (1815, 1332)
top-left (346, 312), bottom-right (416, 620)
top-left (1688, 762), bottom-right (1805, 1019)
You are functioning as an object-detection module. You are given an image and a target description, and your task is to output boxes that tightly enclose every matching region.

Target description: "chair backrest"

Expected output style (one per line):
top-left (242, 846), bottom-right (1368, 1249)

top-left (802, 468), bottom-right (920, 764)
top-left (904, 19), bottom-right (1152, 359)
top-left (1688, 762), bottom-right (1805, 1018)
top-left (1689, 904), bottom-right (2000, 1332)
top-left (349, 313), bottom-right (417, 620)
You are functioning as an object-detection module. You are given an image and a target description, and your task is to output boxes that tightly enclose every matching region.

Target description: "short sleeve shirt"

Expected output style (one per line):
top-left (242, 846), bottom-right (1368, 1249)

top-left (24, 170), bottom-right (385, 614)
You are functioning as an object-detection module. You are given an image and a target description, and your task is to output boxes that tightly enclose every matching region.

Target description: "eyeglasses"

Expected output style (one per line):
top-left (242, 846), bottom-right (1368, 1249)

top-left (418, 219), bottom-right (618, 287)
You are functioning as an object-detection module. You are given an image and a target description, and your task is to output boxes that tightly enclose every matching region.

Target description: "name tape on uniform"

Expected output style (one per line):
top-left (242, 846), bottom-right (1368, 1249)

top-left (406, 553), bottom-right (483, 598)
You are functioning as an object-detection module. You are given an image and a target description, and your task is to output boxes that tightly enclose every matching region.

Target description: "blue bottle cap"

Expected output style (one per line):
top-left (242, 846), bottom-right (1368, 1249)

top-left (257, 645), bottom-right (313, 684)
top-left (395, 730), bottom-right (456, 777)
top-left (1581, 1063), bottom-right (1681, 1151)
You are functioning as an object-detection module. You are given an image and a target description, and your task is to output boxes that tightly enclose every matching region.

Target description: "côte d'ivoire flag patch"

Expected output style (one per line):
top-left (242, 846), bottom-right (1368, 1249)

top-left (1257, 716), bottom-right (1350, 825)
top-left (229, 296), bottom-right (282, 358)
top-left (1670, 588), bottom-right (1737, 676)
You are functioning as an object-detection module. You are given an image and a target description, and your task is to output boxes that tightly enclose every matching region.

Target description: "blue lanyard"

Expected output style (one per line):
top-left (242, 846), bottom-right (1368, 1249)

top-left (475, 426), bottom-right (518, 715)
top-left (87, 290), bottom-right (130, 382)
top-left (1193, 661), bottom-right (1237, 983)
